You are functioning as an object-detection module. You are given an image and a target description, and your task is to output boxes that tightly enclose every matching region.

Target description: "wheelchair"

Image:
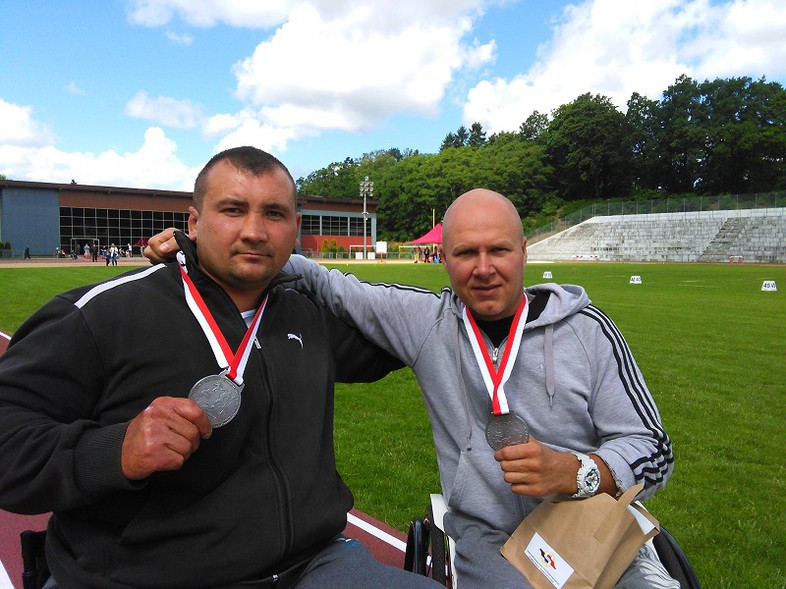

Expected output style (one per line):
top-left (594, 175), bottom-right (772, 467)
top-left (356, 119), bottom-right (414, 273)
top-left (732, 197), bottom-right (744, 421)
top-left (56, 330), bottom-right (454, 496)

top-left (20, 530), bottom-right (49, 589)
top-left (404, 494), bottom-right (701, 588)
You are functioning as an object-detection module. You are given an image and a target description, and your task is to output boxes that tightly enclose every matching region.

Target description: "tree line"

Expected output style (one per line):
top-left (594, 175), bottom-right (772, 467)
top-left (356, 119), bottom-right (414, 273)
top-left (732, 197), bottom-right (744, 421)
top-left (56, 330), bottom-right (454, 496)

top-left (297, 74), bottom-right (786, 241)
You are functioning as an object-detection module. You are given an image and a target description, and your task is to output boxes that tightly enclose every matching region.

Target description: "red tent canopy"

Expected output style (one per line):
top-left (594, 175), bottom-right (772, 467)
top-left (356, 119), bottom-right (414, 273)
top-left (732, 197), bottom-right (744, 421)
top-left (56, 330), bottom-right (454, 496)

top-left (409, 224), bottom-right (442, 245)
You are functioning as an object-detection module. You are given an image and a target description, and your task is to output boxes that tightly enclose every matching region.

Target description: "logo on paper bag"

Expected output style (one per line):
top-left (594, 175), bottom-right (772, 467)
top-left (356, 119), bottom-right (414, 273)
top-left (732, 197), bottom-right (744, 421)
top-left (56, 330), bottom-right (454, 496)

top-left (525, 533), bottom-right (574, 589)
top-left (539, 548), bottom-right (557, 569)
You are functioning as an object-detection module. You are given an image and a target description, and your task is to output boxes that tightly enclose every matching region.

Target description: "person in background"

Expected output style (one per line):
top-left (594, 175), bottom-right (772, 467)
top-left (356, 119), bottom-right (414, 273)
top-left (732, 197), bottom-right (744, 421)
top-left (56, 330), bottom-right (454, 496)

top-left (0, 146), bottom-right (441, 589)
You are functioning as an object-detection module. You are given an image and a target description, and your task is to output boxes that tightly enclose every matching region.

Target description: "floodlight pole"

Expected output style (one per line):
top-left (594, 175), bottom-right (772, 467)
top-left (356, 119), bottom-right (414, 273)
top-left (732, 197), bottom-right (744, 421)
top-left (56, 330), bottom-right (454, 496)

top-left (360, 177), bottom-right (374, 259)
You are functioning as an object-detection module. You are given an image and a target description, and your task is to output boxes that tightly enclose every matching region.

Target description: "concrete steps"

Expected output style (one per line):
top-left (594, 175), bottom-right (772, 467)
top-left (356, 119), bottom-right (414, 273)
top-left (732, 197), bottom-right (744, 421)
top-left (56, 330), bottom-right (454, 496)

top-left (527, 208), bottom-right (786, 263)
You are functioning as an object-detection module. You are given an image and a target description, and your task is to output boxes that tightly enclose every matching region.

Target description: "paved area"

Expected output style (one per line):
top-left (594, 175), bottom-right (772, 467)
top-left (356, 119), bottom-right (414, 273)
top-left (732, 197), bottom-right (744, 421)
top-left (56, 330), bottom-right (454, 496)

top-left (0, 256), bottom-right (149, 268)
top-left (0, 256), bottom-right (413, 268)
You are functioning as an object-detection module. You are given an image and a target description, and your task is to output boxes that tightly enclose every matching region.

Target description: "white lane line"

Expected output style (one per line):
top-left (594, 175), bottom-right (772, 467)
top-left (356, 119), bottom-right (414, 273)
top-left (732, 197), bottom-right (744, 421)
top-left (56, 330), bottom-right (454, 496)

top-left (346, 512), bottom-right (407, 553)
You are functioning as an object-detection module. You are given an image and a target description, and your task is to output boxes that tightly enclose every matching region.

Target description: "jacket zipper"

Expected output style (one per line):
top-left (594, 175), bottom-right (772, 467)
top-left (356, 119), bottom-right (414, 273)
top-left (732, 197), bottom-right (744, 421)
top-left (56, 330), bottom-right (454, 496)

top-left (237, 302), bottom-right (294, 562)
top-left (258, 349), bottom-right (294, 559)
top-left (190, 254), bottom-right (295, 559)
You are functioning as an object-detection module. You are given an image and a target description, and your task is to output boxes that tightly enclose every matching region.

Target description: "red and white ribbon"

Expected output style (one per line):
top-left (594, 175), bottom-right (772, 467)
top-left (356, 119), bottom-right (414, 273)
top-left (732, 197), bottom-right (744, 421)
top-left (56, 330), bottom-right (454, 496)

top-left (177, 251), bottom-right (266, 386)
top-left (462, 295), bottom-right (528, 415)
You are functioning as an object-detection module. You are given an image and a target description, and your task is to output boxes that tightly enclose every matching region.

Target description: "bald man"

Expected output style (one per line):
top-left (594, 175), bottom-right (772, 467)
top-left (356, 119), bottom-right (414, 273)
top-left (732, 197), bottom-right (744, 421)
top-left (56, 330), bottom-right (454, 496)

top-left (145, 189), bottom-right (677, 588)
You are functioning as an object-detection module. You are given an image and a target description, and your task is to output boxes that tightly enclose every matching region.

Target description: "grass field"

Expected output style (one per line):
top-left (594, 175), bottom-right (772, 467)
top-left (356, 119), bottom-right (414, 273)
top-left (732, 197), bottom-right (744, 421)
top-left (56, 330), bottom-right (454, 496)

top-left (1, 261), bottom-right (784, 588)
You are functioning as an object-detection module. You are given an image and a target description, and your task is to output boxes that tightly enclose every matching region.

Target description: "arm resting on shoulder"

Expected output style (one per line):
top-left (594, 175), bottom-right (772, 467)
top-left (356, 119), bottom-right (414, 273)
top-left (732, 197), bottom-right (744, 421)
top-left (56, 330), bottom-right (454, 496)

top-left (285, 254), bottom-right (441, 366)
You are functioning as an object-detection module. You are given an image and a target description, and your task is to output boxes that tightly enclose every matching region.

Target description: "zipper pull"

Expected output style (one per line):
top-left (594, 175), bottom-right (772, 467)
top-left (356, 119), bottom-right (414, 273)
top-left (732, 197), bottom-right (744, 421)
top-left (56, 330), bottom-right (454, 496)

top-left (492, 347), bottom-right (500, 369)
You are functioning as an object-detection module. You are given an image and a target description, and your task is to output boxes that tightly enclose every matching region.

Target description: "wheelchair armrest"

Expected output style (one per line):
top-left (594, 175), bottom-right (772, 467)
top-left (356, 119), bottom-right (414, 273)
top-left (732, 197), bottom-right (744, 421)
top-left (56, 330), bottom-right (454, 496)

top-left (429, 493), bottom-right (448, 533)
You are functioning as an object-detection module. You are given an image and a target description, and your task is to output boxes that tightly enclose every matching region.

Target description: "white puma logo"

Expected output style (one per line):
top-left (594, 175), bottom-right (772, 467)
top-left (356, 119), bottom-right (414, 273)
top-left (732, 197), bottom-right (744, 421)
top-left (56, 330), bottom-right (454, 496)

top-left (287, 333), bottom-right (304, 348)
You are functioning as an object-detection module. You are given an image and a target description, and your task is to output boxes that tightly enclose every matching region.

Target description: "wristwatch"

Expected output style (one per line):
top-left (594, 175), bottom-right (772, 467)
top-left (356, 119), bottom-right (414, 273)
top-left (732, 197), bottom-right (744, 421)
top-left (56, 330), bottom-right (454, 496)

top-left (570, 451), bottom-right (600, 498)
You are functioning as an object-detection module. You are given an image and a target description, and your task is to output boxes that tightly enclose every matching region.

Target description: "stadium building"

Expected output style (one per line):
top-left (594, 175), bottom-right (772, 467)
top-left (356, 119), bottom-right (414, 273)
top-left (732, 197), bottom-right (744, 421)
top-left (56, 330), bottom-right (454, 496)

top-left (0, 179), bottom-right (378, 258)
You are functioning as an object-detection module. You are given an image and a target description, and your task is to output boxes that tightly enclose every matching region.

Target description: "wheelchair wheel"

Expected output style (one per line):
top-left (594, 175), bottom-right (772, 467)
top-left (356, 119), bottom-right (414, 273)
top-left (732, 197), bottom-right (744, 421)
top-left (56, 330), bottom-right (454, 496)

top-left (425, 505), bottom-right (448, 586)
top-left (404, 518), bottom-right (427, 576)
top-left (406, 505), bottom-right (452, 587)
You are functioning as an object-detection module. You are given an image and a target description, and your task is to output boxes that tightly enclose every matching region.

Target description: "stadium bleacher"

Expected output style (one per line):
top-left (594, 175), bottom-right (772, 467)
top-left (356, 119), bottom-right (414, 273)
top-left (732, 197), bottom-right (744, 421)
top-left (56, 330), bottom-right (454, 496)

top-left (527, 208), bottom-right (786, 263)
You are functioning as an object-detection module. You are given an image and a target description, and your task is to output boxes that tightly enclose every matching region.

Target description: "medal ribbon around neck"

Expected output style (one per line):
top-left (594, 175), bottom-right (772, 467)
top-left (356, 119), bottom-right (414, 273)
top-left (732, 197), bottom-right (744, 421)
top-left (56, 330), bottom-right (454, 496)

top-left (177, 251), bottom-right (267, 386)
top-left (462, 294), bottom-right (529, 415)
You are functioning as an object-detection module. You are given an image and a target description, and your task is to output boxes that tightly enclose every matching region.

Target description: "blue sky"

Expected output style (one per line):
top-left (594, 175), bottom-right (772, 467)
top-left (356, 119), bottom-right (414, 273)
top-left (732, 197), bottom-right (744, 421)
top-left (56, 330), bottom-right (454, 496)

top-left (1, 0), bottom-right (785, 191)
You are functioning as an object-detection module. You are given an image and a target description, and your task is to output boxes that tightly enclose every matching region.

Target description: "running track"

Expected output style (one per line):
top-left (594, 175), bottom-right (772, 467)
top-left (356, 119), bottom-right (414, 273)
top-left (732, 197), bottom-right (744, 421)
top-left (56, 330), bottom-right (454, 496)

top-left (0, 331), bottom-right (407, 589)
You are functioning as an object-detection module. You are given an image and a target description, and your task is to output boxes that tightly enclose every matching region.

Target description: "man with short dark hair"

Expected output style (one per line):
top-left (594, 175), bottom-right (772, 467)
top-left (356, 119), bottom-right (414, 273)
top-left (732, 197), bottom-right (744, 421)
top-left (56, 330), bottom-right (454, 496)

top-left (0, 146), bottom-right (440, 589)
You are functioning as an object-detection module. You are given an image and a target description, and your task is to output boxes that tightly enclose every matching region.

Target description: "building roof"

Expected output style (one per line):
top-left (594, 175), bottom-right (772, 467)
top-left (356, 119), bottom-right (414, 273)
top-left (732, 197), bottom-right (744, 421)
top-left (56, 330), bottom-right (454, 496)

top-left (0, 179), bottom-right (378, 208)
top-left (0, 178), bottom-right (190, 200)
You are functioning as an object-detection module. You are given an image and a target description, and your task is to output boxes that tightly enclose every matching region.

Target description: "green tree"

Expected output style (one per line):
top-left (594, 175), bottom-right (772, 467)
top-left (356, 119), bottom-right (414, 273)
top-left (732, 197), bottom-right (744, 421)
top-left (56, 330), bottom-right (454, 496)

top-left (296, 157), bottom-right (359, 198)
top-left (296, 74), bottom-right (786, 239)
top-left (376, 136), bottom-right (554, 240)
top-left (543, 93), bottom-right (632, 200)
top-left (376, 153), bottom-right (440, 240)
top-left (696, 76), bottom-right (786, 194)
top-left (467, 122), bottom-right (487, 147)
top-left (354, 148), bottom-right (412, 189)
top-left (440, 132), bottom-right (459, 150)
top-left (518, 111), bottom-right (549, 143)
top-left (439, 125), bottom-right (469, 151)
top-left (480, 137), bottom-right (554, 216)
top-left (653, 75), bottom-right (706, 194)
top-left (377, 146), bottom-right (489, 240)
top-left (625, 92), bottom-right (661, 192)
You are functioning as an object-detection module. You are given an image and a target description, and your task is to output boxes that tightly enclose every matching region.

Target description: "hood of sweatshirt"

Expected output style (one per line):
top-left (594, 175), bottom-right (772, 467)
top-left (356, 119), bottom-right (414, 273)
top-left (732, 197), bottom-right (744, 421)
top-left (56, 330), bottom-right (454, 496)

top-left (524, 282), bottom-right (590, 329)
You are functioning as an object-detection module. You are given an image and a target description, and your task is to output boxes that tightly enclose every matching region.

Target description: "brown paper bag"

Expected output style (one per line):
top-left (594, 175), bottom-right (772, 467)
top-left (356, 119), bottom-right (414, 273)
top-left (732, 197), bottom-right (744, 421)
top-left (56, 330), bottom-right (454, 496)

top-left (500, 484), bottom-right (659, 589)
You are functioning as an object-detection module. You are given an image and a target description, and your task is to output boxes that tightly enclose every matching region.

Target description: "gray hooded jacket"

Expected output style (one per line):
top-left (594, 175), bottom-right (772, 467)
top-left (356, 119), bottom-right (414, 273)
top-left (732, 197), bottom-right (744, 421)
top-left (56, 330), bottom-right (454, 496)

top-left (285, 256), bottom-right (673, 544)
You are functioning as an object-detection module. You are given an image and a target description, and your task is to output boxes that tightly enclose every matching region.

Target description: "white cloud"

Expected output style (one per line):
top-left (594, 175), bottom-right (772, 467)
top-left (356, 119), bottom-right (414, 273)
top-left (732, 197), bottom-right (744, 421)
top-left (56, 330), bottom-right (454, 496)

top-left (232, 3), bottom-right (493, 137)
top-left (125, 90), bottom-right (204, 129)
top-left (165, 30), bottom-right (194, 45)
top-left (463, 0), bottom-right (786, 134)
top-left (0, 127), bottom-right (194, 190)
top-left (200, 108), bottom-right (300, 155)
top-left (65, 82), bottom-right (87, 96)
top-left (126, 0), bottom-right (291, 28)
top-left (215, 118), bottom-right (301, 156)
top-left (0, 2), bottom-right (502, 186)
top-left (126, 1), bottom-right (495, 152)
top-left (126, 0), bottom-right (489, 28)
top-left (203, 112), bottom-right (243, 137)
top-left (686, 0), bottom-right (786, 78)
top-left (0, 99), bottom-right (57, 147)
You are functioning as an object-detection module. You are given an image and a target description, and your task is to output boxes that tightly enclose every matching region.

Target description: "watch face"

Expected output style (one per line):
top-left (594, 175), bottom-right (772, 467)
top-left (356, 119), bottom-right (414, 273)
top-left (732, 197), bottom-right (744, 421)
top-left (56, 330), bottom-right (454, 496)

top-left (585, 469), bottom-right (600, 492)
top-left (572, 453), bottom-right (601, 498)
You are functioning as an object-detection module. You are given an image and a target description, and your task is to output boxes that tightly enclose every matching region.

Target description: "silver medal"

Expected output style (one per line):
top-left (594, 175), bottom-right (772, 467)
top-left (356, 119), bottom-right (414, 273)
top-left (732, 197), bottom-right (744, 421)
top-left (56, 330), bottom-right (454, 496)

top-left (485, 411), bottom-right (530, 451)
top-left (189, 370), bottom-right (243, 428)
